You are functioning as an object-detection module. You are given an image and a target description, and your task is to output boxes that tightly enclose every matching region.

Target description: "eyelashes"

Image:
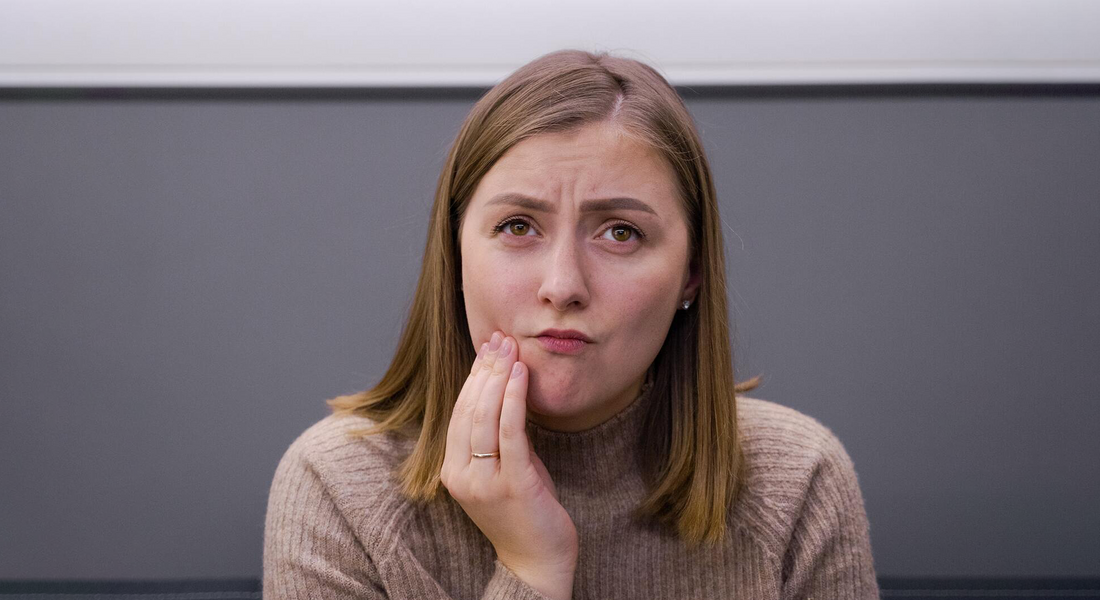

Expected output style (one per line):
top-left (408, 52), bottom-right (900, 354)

top-left (490, 215), bottom-right (648, 242)
top-left (489, 217), bottom-right (529, 236)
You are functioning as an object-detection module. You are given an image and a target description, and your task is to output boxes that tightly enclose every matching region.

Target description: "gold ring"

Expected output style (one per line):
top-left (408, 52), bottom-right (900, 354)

top-left (471, 451), bottom-right (500, 458)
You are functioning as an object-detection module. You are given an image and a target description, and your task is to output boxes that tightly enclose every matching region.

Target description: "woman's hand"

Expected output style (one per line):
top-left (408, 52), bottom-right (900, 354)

top-left (440, 331), bottom-right (578, 600)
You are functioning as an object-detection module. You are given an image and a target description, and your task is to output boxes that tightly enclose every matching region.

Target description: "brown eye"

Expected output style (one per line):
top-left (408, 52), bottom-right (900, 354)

top-left (611, 226), bottom-right (632, 242)
top-left (508, 221), bottom-right (529, 235)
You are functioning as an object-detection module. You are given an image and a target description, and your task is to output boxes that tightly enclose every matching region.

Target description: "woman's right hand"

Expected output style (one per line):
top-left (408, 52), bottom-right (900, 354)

top-left (440, 331), bottom-right (578, 600)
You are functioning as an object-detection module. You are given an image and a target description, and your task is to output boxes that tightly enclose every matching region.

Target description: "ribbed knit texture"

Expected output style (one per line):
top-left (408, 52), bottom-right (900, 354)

top-left (263, 391), bottom-right (879, 599)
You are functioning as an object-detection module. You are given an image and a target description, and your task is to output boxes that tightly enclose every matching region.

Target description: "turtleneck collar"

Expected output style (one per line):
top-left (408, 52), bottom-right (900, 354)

top-left (525, 381), bottom-right (654, 492)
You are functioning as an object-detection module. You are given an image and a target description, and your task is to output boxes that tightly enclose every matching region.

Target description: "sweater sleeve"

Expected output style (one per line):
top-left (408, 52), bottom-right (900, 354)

top-left (780, 433), bottom-right (880, 600)
top-left (263, 437), bottom-right (558, 600)
top-left (484, 559), bottom-right (557, 600)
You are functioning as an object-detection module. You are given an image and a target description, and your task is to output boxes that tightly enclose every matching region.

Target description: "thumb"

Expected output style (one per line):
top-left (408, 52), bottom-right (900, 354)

top-left (528, 437), bottom-right (559, 501)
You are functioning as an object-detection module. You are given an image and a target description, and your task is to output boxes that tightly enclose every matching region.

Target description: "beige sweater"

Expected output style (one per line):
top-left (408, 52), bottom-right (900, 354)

top-left (263, 392), bottom-right (879, 599)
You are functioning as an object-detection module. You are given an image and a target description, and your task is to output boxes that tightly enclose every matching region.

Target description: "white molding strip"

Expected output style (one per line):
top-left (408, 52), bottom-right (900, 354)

top-left (2, 0), bottom-right (1098, 87)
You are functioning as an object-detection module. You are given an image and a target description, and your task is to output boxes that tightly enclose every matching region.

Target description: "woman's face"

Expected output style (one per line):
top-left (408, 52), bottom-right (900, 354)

top-left (458, 122), bottom-right (700, 432)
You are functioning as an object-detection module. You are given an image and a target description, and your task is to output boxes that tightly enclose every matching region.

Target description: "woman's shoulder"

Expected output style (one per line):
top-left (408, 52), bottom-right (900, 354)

top-left (732, 396), bottom-right (867, 549)
top-left (280, 411), bottom-right (418, 475)
top-left (271, 412), bottom-right (418, 518)
top-left (285, 410), bottom-right (415, 459)
top-left (736, 395), bottom-right (848, 456)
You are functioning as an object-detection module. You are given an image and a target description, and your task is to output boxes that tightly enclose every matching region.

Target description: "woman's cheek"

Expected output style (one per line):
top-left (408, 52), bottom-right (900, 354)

top-left (625, 277), bottom-right (681, 338)
top-left (620, 266), bottom-right (675, 309)
top-left (477, 279), bottom-right (528, 339)
top-left (493, 265), bottom-right (535, 304)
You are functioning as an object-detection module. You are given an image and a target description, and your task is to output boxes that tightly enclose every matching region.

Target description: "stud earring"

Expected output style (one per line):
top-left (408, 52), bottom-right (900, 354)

top-left (681, 300), bottom-right (691, 310)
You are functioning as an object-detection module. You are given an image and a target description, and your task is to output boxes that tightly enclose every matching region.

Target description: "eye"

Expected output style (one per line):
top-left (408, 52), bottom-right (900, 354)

top-left (601, 221), bottom-right (646, 243)
top-left (491, 217), bottom-right (537, 237)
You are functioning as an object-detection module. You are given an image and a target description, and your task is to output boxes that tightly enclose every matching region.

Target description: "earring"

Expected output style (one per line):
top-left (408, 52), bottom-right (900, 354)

top-left (681, 300), bottom-right (691, 310)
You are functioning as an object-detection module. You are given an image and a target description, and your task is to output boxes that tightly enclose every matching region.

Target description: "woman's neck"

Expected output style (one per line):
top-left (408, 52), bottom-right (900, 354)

top-left (524, 377), bottom-right (655, 492)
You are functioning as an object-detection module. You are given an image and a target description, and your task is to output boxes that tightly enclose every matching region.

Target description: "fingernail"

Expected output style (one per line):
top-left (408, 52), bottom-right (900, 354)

top-left (511, 362), bottom-right (523, 378)
top-left (500, 338), bottom-right (512, 355)
top-left (477, 343), bottom-right (487, 360)
top-left (489, 332), bottom-right (502, 351)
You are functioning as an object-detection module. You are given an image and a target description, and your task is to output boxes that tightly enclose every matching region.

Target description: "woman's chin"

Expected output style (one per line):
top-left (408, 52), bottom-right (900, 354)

top-left (525, 384), bottom-right (610, 433)
top-left (524, 386), bottom-right (571, 418)
top-left (524, 375), bottom-right (583, 419)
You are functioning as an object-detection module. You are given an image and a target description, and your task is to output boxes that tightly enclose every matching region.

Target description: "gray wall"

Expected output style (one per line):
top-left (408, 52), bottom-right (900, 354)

top-left (1, 90), bottom-right (1098, 578)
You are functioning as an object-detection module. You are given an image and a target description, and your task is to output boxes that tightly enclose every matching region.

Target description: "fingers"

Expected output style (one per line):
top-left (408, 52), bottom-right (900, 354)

top-left (444, 335), bottom-right (495, 477)
top-left (499, 359), bottom-right (532, 481)
top-left (470, 334), bottom-right (517, 475)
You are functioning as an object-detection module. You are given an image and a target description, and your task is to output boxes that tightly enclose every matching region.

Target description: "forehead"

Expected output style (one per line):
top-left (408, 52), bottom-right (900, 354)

top-left (471, 123), bottom-right (680, 207)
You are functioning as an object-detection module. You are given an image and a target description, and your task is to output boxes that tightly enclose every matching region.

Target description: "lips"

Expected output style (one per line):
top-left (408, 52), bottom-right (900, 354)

top-left (535, 328), bottom-right (593, 342)
top-left (535, 329), bottom-right (592, 355)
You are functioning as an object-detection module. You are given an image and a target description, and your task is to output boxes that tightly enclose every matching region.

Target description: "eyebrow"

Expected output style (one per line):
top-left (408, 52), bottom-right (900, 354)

top-left (485, 193), bottom-right (658, 217)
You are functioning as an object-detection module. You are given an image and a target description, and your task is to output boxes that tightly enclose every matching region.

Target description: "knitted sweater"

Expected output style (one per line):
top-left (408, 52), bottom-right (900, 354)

top-left (263, 392), bottom-right (879, 599)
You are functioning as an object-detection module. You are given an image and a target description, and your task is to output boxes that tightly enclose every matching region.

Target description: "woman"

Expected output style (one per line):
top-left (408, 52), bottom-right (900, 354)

top-left (264, 49), bottom-right (879, 599)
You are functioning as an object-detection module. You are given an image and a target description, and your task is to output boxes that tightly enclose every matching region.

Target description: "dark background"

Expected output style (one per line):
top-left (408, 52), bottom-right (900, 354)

top-left (1, 86), bottom-right (1098, 578)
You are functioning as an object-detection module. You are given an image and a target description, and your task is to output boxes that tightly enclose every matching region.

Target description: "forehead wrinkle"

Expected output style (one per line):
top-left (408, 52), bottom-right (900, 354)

top-left (475, 125), bottom-right (678, 221)
top-left (485, 193), bottom-right (658, 217)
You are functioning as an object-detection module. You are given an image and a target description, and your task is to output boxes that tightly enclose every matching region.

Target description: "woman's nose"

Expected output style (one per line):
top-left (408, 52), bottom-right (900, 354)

top-left (536, 239), bottom-right (590, 311)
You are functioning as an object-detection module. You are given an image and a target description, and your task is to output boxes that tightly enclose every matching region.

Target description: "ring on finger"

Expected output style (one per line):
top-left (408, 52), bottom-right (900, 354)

top-left (471, 450), bottom-right (500, 458)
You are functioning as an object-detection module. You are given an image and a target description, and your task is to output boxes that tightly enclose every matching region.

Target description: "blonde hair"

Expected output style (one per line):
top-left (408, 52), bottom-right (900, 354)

top-left (329, 49), bottom-right (762, 546)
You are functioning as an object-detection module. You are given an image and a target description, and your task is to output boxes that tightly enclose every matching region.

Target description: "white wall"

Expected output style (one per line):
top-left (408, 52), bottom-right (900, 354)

top-left (2, 0), bottom-right (1099, 86)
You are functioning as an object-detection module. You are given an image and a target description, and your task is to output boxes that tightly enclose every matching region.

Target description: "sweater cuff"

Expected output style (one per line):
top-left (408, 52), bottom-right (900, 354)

top-left (482, 558), bottom-right (557, 600)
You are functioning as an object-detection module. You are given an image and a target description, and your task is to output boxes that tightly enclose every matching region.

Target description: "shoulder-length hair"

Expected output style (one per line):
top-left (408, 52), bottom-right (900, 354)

top-left (329, 49), bottom-right (761, 546)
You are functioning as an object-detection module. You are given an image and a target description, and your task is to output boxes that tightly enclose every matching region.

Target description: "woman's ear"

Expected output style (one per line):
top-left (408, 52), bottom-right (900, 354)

top-left (682, 257), bottom-right (702, 304)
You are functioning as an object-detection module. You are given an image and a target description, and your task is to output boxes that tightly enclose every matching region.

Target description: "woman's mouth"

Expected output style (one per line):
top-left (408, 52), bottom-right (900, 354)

top-left (537, 335), bottom-right (588, 355)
